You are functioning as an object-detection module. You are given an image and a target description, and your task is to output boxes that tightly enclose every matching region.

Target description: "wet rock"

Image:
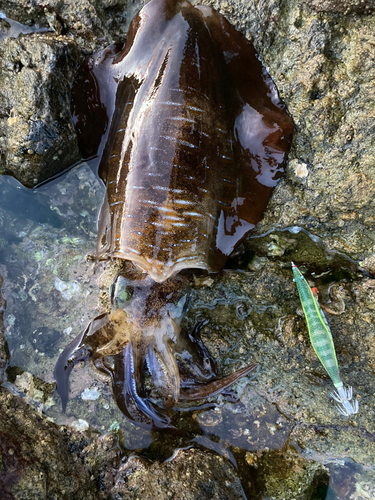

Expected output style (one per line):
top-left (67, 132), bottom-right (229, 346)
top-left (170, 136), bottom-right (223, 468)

top-left (197, 0), bottom-right (375, 273)
top-left (14, 371), bottom-right (33, 394)
top-left (235, 0), bottom-right (375, 273)
top-left (0, 386), bottom-right (115, 499)
top-left (0, 274), bottom-right (6, 383)
top-left (182, 258), bottom-right (375, 464)
top-left (0, 34), bottom-right (81, 187)
top-left (303, 0), bottom-right (375, 15)
top-left (0, 0), bottom-right (129, 188)
top-left (244, 448), bottom-right (330, 500)
top-left (0, 0), bottom-right (128, 50)
top-left (112, 451), bottom-right (245, 499)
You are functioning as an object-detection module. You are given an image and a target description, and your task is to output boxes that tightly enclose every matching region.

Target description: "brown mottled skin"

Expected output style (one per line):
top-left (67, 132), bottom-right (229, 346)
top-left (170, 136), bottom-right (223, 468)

top-left (55, 0), bottom-right (293, 429)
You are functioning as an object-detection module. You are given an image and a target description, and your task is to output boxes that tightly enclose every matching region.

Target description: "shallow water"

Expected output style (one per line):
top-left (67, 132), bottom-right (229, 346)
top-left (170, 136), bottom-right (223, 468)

top-left (0, 165), bottom-right (374, 499)
top-left (0, 11), bottom-right (50, 41)
top-left (0, 165), bottom-right (152, 448)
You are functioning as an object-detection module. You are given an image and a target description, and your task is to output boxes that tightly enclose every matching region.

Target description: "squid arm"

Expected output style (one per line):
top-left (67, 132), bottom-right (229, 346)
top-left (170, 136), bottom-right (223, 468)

top-left (179, 363), bottom-right (259, 401)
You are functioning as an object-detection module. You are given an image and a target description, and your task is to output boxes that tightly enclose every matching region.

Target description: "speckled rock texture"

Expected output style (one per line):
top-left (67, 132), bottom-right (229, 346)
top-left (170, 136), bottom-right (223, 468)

top-left (203, 0), bottom-right (375, 274)
top-left (0, 35), bottom-right (81, 187)
top-left (0, 0), bottom-right (128, 51)
top-left (0, 275), bottom-right (7, 383)
top-left (0, 386), bottom-right (110, 499)
top-left (0, 381), bottom-right (255, 500)
top-left (1, 0), bottom-right (375, 499)
top-left (111, 451), bottom-right (246, 499)
top-left (304, 0), bottom-right (375, 14)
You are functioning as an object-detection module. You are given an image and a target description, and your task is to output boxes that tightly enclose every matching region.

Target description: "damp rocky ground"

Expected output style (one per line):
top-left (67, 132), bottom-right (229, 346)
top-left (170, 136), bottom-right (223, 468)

top-left (1, 0), bottom-right (375, 498)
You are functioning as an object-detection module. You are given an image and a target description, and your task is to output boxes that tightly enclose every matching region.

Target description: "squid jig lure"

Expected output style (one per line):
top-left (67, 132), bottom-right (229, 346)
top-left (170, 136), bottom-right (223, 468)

top-left (292, 262), bottom-right (359, 417)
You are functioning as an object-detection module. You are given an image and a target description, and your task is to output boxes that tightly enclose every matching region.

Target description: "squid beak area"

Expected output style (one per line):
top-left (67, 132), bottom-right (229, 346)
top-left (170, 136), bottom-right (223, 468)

top-left (112, 342), bottom-right (172, 430)
top-left (179, 362), bottom-right (259, 401)
top-left (175, 351), bottom-right (217, 384)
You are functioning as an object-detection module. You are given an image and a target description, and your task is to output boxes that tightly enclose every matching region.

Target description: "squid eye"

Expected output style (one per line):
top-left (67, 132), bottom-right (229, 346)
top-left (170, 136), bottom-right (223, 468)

top-left (111, 275), bottom-right (134, 309)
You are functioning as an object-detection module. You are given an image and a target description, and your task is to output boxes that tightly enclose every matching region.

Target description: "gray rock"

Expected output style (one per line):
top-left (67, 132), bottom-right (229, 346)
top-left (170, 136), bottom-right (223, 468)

top-left (220, 0), bottom-right (375, 274)
top-left (0, 383), bottom-right (118, 499)
top-left (0, 34), bottom-right (81, 187)
top-left (303, 0), bottom-right (375, 15)
top-left (112, 452), bottom-right (245, 499)
top-left (0, 0), bottom-right (129, 188)
top-left (0, 274), bottom-right (6, 383)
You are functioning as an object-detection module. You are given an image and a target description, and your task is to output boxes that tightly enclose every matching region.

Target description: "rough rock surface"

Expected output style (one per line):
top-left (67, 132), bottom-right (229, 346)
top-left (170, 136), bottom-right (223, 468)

top-left (0, 380), bottom-right (253, 499)
top-left (0, 386), bottom-right (112, 499)
top-left (204, 0), bottom-right (375, 272)
top-left (0, 0), bottom-right (128, 51)
top-left (111, 451), bottom-right (245, 499)
top-left (0, 275), bottom-right (6, 383)
top-left (304, 0), bottom-right (375, 14)
top-left (1, 0), bottom-right (375, 499)
top-left (0, 35), bottom-right (81, 187)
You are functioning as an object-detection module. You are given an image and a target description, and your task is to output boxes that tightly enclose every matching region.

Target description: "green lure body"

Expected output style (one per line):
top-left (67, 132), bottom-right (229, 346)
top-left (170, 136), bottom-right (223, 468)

top-left (292, 263), bottom-right (342, 389)
top-left (291, 262), bottom-right (358, 416)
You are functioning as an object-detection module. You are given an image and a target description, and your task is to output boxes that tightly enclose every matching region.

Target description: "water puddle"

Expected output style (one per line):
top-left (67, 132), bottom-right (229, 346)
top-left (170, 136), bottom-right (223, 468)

top-left (0, 165), bottom-right (150, 448)
top-left (0, 11), bottom-right (50, 41)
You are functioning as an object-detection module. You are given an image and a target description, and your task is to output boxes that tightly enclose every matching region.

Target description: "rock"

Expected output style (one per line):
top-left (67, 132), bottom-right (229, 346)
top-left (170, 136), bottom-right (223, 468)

top-left (0, 0), bottom-right (129, 188)
top-left (244, 449), bottom-right (330, 500)
top-left (0, 34), bottom-right (81, 187)
top-left (112, 451), bottom-right (245, 499)
top-left (0, 274), bottom-right (6, 383)
top-left (231, 0), bottom-right (375, 273)
top-left (81, 387), bottom-right (101, 401)
top-left (303, 0), bottom-right (375, 15)
top-left (14, 371), bottom-right (34, 394)
top-left (0, 0), bottom-right (128, 50)
top-left (0, 386), bottom-right (113, 499)
top-left (54, 276), bottom-right (81, 300)
top-left (71, 418), bottom-right (90, 431)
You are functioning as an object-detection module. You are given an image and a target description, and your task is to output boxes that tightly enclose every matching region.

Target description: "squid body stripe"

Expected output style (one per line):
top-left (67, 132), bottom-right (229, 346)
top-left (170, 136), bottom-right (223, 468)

top-left (292, 263), bottom-right (341, 387)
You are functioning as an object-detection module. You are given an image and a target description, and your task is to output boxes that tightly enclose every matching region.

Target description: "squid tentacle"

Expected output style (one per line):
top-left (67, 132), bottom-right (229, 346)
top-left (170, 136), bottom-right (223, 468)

top-left (179, 363), bottom-right (259, 401)
top-left (112, 342), bottom-right (171, 429)
top-left (146, 337), bottom-right (181, 409)
top-left (174, 320), bottom-right (217, 383)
